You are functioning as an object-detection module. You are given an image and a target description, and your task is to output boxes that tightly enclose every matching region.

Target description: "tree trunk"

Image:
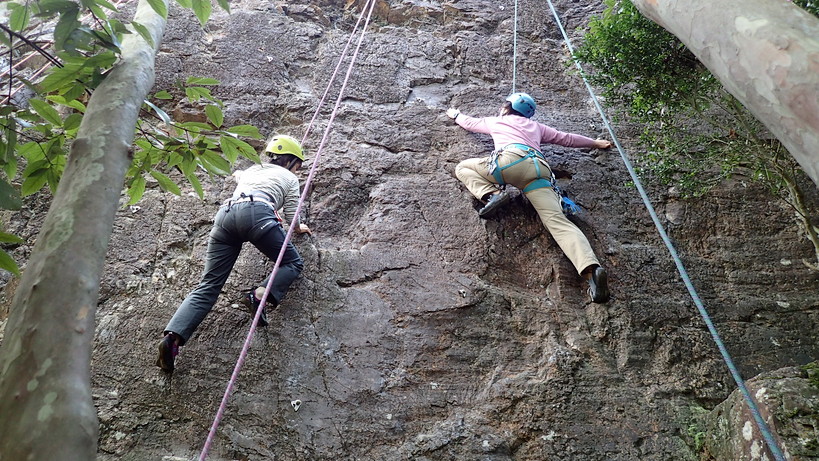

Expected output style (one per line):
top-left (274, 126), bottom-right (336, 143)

top-left (631, 0), bottom-right (819, 188)
top-left (0, 1), bottom-right (167, 459)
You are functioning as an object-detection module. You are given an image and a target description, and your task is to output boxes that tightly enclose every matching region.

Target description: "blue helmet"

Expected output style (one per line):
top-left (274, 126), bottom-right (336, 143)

top-left (505, 92), bottom-right (536, 118)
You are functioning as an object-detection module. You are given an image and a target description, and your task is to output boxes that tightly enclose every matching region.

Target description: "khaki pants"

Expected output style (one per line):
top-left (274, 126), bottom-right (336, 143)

top-left (455, 148), bottom-right (600, 275)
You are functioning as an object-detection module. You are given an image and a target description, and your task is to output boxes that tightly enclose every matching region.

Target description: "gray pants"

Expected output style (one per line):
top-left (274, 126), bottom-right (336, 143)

top-left (164, 201), bottom-right (304, 344)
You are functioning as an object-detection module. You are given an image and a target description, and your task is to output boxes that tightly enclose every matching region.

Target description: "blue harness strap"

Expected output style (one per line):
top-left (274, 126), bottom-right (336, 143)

top-left (522, 178), bottom-right (553, 193)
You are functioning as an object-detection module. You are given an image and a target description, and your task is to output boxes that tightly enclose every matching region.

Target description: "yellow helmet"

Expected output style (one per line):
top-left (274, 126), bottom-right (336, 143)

top-left (265, 135), bottom-right (304, 161)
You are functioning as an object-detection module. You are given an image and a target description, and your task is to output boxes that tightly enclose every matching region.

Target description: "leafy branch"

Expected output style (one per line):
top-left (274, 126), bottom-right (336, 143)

top-left (573, 0), bottom-right (819, 267)
top-left (0, 0), bottom-right (260, 276)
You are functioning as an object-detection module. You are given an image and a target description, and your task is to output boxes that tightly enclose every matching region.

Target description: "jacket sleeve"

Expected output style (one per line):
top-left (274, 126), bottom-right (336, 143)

top-left (540, 124), bottom-right (598, 148)
top-left (281, 177), bottom-right (302, 228)
top-left (455, 114), bottom-right (494, 135)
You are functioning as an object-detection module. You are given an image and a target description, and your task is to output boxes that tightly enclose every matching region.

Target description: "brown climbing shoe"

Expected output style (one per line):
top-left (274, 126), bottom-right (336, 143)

top-left (242, 291), bottom-right (268, 327)
top-left (156, 333), bottom-right (179, 372)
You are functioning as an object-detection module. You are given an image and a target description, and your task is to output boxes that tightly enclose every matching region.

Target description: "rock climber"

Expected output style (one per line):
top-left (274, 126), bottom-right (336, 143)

top-left (156, 134), bottom-right (312, 372)
top-left (446, 92), bottom-right (611, 303)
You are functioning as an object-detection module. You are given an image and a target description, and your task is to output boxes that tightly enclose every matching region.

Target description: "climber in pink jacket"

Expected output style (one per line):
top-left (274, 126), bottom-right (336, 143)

top-left (447, 92), bottom-right (611, 303)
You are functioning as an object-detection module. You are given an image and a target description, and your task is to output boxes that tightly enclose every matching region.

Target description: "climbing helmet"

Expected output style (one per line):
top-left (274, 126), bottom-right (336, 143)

top-left (265, 135), bottom-right (304, 161)
top-left (505, 92), bottom-right (536, 118)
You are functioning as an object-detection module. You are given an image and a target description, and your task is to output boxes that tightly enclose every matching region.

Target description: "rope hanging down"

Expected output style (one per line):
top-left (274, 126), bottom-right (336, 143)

top-left (197, 0), bottom-right (378, 458)
top-left (542, 2), bottom-right (786, 460)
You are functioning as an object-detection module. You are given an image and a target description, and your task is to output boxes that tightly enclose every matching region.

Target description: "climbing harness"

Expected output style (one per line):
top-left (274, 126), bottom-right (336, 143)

top-left (543, 1), bottom-right (787, 460)
top-left (198, 1), bottom-right (378, 459)
top-left (488, 143), bottom-right (581, 215)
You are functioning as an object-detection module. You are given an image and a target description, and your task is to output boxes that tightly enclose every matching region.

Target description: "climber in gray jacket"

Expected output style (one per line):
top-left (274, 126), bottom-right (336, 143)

top-left (156, 134), bottom-right (311, 372)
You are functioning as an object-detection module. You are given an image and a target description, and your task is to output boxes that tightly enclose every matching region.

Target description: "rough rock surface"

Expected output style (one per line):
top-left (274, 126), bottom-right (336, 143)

top-left (1, 0), bottom-right (818, 460)
top-left (702, 364), bottom-right (819, 461)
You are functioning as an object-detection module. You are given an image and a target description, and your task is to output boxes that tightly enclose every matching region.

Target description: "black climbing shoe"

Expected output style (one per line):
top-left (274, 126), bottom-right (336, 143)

top-left (587, 266), bottom-right (610, 303)
top-left (156, 333), bottom-right (179, 372)
top-left (478, 190), bottom-right (512, 217)
top-left (243, 291), bottom-right (268, 327)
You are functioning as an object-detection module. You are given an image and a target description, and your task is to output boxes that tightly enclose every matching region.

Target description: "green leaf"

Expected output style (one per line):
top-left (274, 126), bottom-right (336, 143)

top-left (61, 83), bottom-right (87, 105)
top-left (150, 170), bottom-right (182, 195)
top-left (225, 124), bottom-right (262, 139)
top-left (220, 135), bottom-right (258, 163)
top-left (46, 167), bottom-right (62, 194)
top-left (28, 99), bottom-right (63, 127)
top-left (105, 18), bottom-right (131, 36)
top-left (154, 90), bottom-right (173, 99)
top-left (175, 0), bottom-right (192, 8)
top-left (0, 249), bottom-right (21, 276)
top-left (219, 135), bottom-right (240, 163)
top-left (84, 50), bottom-right (118, 68)
top-left (53, 7), bottom-right (82, 53)
top-left (9, 3), bottom-right (32, 31)
top-left (47, 93), bottom-right (87, 112)
top-left (205, 104), bottom-right (223, 128)
top-left (3, 156), bottom-right (18, 181)
top-left (39, 62), bottom-right (85, 93)
top-left (21, 170), bottom-right (49, 196)
top-left (81, 0), bottom-right (108, 21)
top-left (127, 175), bottom-right (147, 205)
top-left (0, 179), bottom-right (22, 211)
top-left (18, 142), bottom-right (45, 162)
top-left (0, 232), bottom-right (24, 244)
top-left (22, 158), bottom-right (49, 177)
top-left (1, 117), bottom-right (18, 161)
top-left (146, 0), bottom-right (168, 18)
top-left (63, 113), bottom-right (83, 132)
top-left (215, 0), bottom-right (229, 13)
top-left (191, 0), bottom-right (212, 26)
top-left (36, 0), bottom-right (82, 16)
top-left (179, 122), bottom-right (212, 132)
top-left (186, 172), bottom-right (204, 198)
top-left (180, 151), bottom-right (197, 175)
top-left (184, 86), bottom-right (214, 102)
top-left (186, 76), bottom-right (220, 86)
top-left (199, 150), bottom-right (231, 175)
top-left (94, 0), bottom-right (120, 11)
top-left (131, 21), bottom-right (155, 47)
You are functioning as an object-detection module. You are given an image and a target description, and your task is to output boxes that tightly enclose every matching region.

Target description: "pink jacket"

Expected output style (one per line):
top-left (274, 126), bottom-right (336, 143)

top-left (455, 113), bottom-right (598, 151)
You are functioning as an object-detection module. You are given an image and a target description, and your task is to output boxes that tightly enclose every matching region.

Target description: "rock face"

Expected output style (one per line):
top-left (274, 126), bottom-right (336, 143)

top-left (702, 365), bottom-right (819, 461)
top-left (1, 0), bottom-right (817, 460)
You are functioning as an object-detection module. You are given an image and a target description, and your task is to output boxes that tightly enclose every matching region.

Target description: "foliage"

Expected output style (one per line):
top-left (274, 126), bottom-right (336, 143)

top-left (793, 0), bottom-right (819, 16)
top-left (573, 0), bottom-right (819, 268)
top-left (0, 0), bottom-right (264, 275)
top-left (571, 0), bottom-right (718, 122)
top-left (804, 362), bottom-right (819, 391)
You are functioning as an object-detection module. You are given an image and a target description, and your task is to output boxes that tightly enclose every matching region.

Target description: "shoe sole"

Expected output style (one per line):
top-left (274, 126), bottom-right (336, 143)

top-left (478, 192), bottom-right (512, 217)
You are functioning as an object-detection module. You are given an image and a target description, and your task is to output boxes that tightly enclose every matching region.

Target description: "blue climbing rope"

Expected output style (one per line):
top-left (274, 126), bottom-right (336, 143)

top-left (542, 1), bottom-right (787, 460)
